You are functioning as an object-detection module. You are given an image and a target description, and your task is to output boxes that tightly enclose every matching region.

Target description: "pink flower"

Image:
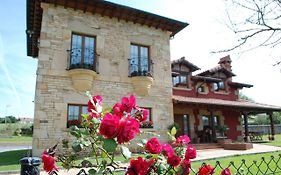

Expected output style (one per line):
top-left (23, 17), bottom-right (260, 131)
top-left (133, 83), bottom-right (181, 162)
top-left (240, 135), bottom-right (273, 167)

top-left (181, 159), bottom-right (191, 174)
top-left (121, 95), bottom-right (136, 113)
top-left (175, 135), bottom-right (190, 145)
top-left (162, 144), bottom-right (174, 157)
top-left (113, 103), bottom-right (123, 117)
top-left (41, 151), bottom-right (58, 173)
top-left (167, 155), bottom-right (181, 167)
top-left (145, 138), bottom-right (162, 154)
top-left (117, 117), bottom-right (140, 144)
top-left (126, 157), bottom-right (154, 175)
top-left (134, 106), bottom-right (148, 122)
top-left (185, 145), bottom-right (197, 159)
top-left (221, 168), bottom-right (231, 175)
top-left (99, 113), bottom-right (120, 138)
top-left (198, 165), bottom-right (214, 175)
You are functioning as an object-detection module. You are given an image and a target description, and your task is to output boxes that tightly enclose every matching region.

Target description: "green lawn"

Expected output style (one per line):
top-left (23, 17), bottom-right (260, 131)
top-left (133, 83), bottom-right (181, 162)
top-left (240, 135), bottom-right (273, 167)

top-left (1, 150), bottom-right (280, 174)
top-left (0, 136), bottom-right (32, 142)
top-left (0, 149), bottom-right (31, 171)
top-left (191, 151), bottom-right (281, 174)
top-left (260, 134), bottom-right (281, 147)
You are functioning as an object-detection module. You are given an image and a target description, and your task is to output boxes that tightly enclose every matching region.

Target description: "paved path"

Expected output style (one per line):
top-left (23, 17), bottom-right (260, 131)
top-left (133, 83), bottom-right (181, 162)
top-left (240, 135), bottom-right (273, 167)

top-left (0, 146), bottom-right (32, 153)
top-left (2, 144), bottom-right (281, 175)
top-left (194, 144), bottom-right (281, 161)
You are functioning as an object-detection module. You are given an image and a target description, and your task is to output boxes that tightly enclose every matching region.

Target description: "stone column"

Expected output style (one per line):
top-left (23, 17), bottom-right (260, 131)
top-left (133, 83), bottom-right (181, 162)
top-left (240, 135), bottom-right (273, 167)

top-left (268, 112), bottom-right (275, 140)
top-left (210, 110), bottom-right (216, 142)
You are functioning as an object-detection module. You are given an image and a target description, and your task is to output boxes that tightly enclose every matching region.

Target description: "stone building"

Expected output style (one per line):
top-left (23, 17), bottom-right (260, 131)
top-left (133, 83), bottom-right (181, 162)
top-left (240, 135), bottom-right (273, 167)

top-left (26, 0), bottom-right (188, 156)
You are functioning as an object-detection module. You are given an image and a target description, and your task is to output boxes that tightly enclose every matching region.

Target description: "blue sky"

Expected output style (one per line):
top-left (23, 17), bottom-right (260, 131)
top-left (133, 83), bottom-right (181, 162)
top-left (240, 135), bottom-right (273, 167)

top-left (0, 0), bottom-right (280, 118)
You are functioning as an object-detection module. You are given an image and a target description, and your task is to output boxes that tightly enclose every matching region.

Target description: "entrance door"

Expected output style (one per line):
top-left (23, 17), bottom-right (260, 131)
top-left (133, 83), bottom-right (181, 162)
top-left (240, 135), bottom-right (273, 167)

top-left (174, 114), bottom-right (190, 138)
top-left (201, 115), bottom-right (220, 143)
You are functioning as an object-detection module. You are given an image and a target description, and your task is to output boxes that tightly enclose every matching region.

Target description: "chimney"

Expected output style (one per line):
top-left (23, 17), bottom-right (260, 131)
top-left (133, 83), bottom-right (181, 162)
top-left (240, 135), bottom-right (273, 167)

top-left (218, 55), bottom-right (232, 71)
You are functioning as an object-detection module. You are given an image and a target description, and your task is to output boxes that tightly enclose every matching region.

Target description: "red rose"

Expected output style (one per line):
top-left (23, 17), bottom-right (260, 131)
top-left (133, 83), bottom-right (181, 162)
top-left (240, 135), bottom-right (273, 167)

top-left (221, 168), bottom-right (231, 175)
top-left (88, 95), bottom-right (103, 118)
top-left (145, 138), bottom-right (162, 154)
top-left (176, 135), bottom-right (190, 145)
top-left (113, 103), bottom-right (123, 117)
top-left (134, 106), bottom-right (148, 122)
top-left (181, 159), bottom-right (191, 174)
top-left (126, 157), bottom-right (154, 175)
top-left (198, 165), bottom-right (214, 175)
top-left (42, 152), bottom-right (58, 173)
top-left (167, 155), bottom-right (181, 167)
top-left (162, 143), bottom-right (174, 157)
top-left (185, 145), bottom-right (197, 159)
top-left (117, 117), bottom-right (140, 144)
top-left (99, 113), bottom-right (120, 138)
top-left (121, 95), bottom-right (136, 113)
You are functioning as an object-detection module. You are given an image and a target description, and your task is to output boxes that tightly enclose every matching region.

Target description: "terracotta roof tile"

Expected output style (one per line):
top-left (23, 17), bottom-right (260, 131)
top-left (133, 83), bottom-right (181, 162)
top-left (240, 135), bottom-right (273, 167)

top-left (173, 95), bottom-right (281, 112)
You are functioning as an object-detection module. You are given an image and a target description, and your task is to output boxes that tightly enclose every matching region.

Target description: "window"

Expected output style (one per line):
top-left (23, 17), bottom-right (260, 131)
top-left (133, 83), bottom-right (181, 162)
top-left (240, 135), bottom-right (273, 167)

top-left (70, 33), bottom-right (96, 70)
top-left (202, 115), bottom-right (220, 128)
top-left (172, 74), bottom-right (189, 87)
top-left (213, 81), bottom-right (225, 91)
top-left (130, 44), bottom-right (151, 76)
top-left (197, 86), bottom-right (205, 93)
top-left (67, 104), bottom-right (87, 127)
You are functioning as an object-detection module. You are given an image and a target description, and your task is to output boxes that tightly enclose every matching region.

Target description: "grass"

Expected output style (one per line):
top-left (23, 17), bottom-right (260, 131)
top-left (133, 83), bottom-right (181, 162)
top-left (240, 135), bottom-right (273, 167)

top-left (260, 134), bottom-right (281, 147)
top-left (0, 150), bottom-right (280, 174)
top-left (0, 136), bottom-right (32, 142)
top-left (191, 151), bottom-right (281, 174)
top-left (0, 149), bottom-right (32, 171)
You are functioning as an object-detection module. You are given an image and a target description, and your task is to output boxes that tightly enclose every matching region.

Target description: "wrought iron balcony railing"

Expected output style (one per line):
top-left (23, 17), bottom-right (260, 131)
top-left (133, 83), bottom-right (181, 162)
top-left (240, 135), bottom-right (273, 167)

top-left (128, 58), bottom-right (153, 77)
top-left (66, 48), bottom-right (99, 73)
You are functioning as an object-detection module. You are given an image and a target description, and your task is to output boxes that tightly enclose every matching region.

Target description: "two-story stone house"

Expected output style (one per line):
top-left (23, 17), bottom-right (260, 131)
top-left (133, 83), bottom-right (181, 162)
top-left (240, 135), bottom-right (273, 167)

top-left (26, 0), bottom-right (188, 156)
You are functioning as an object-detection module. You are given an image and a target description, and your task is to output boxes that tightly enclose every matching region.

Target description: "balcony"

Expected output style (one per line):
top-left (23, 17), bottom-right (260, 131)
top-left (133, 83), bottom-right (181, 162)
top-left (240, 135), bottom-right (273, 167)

top-left (129, 59), bottom-right (154, 96)
top-left (66, 49), bottom-right (99, 92)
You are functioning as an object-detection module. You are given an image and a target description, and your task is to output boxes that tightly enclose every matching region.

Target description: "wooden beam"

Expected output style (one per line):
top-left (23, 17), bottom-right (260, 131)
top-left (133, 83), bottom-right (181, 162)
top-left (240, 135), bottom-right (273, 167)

top-left (268, 112), bottom-right (275, 140)
top-left (64, 0), bottom-right (68, 9)
top-left (83, 0), bottom-right (88, 13)
top-left (243, 112), bottom-right (250, 142)
top-left (74, 0), bottom-right (78, 11)
top-left (209, 110), bottom-right (217, 142)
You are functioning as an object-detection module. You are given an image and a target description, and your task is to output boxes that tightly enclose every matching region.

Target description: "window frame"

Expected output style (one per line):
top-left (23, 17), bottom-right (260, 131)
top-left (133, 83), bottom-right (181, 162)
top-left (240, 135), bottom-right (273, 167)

top-left (172, 73), bottom-right (189, 88)
top-left (129, 43), bottom-right (151, 77)
top-left (70, 32), bottom-right (96, 70)
top-left (67, 104), bottom-right (87, 128)
top-left (213, 81), bottom-right (225, 91)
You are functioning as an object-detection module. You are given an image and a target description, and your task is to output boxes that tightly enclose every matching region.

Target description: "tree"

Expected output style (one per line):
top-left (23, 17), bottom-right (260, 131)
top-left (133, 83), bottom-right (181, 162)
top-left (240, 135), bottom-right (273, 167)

top-left (239, 93), bottom-right (254, 101)
top-left (223, 0), bottom-right (281, 65)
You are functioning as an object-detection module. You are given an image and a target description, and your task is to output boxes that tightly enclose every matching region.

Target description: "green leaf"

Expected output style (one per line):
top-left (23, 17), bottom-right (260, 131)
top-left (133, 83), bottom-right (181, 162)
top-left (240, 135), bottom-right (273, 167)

top-left (102, 138), bottom-right (117, 153)
top-left (88, 168), bottom-right (97, 175)
top-left (81, 113), bottom-right (89, 120)
top-left (101, 151), bottom-right (107, 158)
top-left (157, 163), bottom-right (167, 174)
top-left (92, 117), bottom-right (100, 124)
top-left (72, 141), bottom-right (83, 152)
top-left (170, 126), bottom-right (177, 136)
top-left (141, 139), bottom-right (148, 145)
top-left (70, 130), bottom-right (82, 138)
top-left (81, 139), bottom-right (91, 147)
top-left (121, 145), bottom-right (131, 159)
top-left (101, 108), bottom-right (113, 116)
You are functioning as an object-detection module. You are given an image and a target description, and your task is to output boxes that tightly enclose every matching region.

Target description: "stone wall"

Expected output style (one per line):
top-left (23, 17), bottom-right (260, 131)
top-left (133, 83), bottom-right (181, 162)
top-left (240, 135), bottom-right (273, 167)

top-left (32, 3), bottom-right (174, 156)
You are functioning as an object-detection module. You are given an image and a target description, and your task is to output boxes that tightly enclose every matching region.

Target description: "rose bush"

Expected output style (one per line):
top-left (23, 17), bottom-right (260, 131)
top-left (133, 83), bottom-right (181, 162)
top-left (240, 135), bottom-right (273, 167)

top-left (42, 94), bottom-right (232, 175)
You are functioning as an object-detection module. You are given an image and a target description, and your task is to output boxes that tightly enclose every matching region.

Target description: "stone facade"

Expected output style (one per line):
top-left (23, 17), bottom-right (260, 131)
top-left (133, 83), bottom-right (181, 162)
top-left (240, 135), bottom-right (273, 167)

top-left (33, 3), bottom-right (174, 156)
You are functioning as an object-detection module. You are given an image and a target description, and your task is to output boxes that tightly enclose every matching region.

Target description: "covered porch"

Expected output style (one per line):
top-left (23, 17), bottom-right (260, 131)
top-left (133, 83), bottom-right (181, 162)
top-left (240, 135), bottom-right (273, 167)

top-left (173, 95), bottom-right (281, 143)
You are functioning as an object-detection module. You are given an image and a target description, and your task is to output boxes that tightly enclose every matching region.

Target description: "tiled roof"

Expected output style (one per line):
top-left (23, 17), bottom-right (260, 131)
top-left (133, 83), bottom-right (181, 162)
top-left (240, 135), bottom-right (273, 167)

top-left (173, 95), bottom-right (281, 112)
top-left (228, 82), bottom-right (253, 88)
top-left (197, 65), bottom-right (236, 77)
top-left (172, 57), bottom-right (200, 72)
top-left (191, 76), bottom-right (221, 83)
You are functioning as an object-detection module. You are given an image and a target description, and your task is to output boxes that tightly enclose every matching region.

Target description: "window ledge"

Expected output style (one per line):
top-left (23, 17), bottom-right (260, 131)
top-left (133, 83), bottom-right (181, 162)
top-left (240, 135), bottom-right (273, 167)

top-left (173, 87), bottom-right (192, 91)
top-left (68, 69), bottom-right (97, 92)
top-left (213, 90), bottom-right (229, 95)
top-left (131, 76), bottom-right (153, 96)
